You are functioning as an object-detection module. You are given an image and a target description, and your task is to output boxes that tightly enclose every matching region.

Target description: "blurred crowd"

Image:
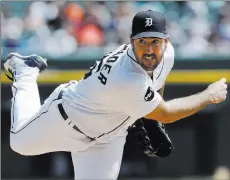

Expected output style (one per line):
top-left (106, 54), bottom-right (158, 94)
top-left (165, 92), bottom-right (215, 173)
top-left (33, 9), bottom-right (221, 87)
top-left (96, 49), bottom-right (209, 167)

top-left (1, 1), bottom-right (230, 59)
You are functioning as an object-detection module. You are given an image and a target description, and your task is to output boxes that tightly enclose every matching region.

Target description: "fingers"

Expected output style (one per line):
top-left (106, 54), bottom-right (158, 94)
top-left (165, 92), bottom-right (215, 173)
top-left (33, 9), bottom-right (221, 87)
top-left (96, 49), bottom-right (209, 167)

top-left (219, 78), bottom-right (226, 84)
top-left (207, 78), bottom-right (228, 104)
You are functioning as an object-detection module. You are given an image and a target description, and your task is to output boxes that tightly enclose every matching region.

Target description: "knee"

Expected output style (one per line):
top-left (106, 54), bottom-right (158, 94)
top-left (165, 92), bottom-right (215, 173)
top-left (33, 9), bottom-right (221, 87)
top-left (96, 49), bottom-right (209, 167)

top-left (10, 138), bottom-right (34, 156)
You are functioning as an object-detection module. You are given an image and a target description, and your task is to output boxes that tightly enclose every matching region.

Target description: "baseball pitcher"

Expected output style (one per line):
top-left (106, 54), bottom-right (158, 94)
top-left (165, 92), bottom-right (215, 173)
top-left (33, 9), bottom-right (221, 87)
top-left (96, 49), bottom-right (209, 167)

top-left (4, 10), bottom-right (227, 179)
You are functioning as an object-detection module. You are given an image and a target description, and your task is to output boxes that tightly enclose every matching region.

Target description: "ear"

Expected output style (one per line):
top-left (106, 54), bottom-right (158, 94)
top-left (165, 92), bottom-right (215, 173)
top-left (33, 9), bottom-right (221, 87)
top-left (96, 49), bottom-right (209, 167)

top-left (165, 38), bottom-right (169, 45)
top-left (130, 38), bottom-right (134, 47)
top-left (164, 38), bottom-right (169, 50)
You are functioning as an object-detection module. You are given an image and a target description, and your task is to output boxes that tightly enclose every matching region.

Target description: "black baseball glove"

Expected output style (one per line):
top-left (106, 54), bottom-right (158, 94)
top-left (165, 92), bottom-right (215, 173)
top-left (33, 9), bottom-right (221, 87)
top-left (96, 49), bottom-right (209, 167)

top-left (128, 118), bottom-right (174, 158)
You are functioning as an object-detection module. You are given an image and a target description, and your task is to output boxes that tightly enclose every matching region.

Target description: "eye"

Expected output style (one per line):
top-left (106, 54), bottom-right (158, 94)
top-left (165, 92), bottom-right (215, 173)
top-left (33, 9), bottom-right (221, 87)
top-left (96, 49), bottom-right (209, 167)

top-left (139, 39), bottom-right (145, 44)
top-left (152, 39), bottom-right (159, 44)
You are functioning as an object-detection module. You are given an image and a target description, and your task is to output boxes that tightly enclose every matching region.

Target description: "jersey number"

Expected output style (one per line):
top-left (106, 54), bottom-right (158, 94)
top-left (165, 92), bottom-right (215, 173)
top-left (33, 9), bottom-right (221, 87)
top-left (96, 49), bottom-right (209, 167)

top-left (83, 55), bottom-right (107, 82)
top-left (83, 44), bottom-right (128, 85)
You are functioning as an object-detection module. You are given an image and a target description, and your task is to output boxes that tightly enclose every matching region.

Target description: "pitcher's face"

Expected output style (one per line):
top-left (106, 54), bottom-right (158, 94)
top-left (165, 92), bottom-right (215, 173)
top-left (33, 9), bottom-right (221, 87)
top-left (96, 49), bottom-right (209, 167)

top-left (131, 37), bottom-right (168, 71)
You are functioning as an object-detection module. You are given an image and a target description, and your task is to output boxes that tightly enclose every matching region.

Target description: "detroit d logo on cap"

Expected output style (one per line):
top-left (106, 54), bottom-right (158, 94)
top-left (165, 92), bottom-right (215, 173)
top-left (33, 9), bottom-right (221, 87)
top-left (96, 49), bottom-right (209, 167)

top-left (144, 86), bottom-right (155, 101)
top-left (145, 17), bottom-right (153, 27)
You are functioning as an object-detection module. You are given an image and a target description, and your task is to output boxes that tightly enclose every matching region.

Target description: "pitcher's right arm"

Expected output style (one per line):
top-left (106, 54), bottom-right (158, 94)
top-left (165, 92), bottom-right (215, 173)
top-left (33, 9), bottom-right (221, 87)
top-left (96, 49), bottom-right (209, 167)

top-left (145, 78), bottom-right (228, 123)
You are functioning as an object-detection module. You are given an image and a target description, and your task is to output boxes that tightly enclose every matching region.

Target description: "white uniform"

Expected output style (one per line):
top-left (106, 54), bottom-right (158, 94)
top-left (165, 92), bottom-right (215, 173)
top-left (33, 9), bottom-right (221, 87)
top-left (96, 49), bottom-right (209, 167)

top-left (9, 42), bottom-right (174, 179)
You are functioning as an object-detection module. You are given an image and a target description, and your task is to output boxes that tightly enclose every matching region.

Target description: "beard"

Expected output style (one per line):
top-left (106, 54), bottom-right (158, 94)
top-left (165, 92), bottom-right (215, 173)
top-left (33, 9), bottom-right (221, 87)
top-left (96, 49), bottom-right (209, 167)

top-left (132, 45), bottom-right (165, 71)
top-left (139, 61), bottom-right (159, 71)
top-left (139, 52), bottom-right (165, 71)
top-left (140, 54), bottom-right (159, 71)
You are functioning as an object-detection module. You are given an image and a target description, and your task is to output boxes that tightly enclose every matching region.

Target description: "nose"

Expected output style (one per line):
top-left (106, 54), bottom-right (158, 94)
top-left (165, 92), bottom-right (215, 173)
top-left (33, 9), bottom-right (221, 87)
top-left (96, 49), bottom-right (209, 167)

top-left (145, 45), bottom-right (154, 54)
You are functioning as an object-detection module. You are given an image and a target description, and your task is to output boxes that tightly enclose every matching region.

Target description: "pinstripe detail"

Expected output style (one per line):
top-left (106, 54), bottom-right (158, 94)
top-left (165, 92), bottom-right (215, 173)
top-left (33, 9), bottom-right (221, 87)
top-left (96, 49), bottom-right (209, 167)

top-left (11, 94), bottom-right (60, 134)
top-left (11, 85), bottom-right (17, 129)
top-left (96, 116), bottom-right (131, 138)
top-left (156, 57), bottom-right (164, 80)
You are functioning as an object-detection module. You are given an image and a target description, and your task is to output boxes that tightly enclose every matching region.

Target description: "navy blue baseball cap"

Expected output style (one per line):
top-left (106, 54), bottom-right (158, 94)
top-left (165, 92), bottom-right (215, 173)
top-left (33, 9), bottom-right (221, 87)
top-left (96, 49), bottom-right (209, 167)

top-left (131, 10), bottom-right (169, 39)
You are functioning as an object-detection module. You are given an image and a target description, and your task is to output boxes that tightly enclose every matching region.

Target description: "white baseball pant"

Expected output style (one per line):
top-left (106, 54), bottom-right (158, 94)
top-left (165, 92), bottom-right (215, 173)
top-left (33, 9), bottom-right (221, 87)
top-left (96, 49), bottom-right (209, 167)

top-left (9, 68), bottom-right (127, 179)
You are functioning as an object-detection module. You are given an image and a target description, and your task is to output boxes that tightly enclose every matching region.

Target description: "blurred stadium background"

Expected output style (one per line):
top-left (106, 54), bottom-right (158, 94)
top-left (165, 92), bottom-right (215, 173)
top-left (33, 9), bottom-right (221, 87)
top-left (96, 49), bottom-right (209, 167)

top-left (1, 1), bottom-right (230, 180)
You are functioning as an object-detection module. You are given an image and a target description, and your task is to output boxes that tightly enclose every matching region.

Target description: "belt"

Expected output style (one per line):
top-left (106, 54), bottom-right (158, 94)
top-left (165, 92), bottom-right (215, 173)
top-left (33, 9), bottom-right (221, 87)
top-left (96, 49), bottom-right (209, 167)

top-left (57, 90), bottom-right (95, 141)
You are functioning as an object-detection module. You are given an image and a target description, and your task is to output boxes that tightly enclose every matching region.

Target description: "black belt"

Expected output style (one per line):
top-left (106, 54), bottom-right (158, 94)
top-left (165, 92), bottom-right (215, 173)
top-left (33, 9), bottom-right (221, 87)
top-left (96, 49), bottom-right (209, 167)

top-left (57, 90), bottom-right (95, 141)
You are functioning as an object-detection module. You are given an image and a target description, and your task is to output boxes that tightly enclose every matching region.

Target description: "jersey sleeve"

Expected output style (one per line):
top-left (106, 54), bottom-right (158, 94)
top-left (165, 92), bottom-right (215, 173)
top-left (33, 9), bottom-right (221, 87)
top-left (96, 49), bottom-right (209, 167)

top-left (153, 41), bottom-right (175, 90)
top-left (163, 41), bottom-right (175, 78)
top-left (119, 75), bottom-right (162, 119)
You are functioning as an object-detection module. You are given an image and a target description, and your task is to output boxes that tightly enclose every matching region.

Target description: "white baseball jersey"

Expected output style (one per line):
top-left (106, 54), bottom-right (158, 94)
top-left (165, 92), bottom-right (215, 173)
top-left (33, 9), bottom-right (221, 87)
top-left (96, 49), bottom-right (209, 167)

top-left (7, 41), bottom-right (174, 179)
top-left (62, 42), bottom-right (174, 142)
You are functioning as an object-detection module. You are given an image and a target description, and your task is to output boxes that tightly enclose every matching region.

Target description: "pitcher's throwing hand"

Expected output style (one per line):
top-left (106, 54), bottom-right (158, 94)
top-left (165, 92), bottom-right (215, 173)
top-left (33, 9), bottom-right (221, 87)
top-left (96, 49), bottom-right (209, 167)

top-left (205, 78), bottom-right (228, 104)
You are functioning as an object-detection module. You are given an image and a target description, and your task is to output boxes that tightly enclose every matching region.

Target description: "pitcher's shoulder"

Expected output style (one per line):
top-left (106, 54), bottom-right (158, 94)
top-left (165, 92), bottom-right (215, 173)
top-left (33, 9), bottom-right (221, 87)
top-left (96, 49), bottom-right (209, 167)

top-left (163, 42), bottom-right (175, 69)
top-left (112, 71), bottom-right (147, 91)
top-left (166, 42), bottom-right (175, 60)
